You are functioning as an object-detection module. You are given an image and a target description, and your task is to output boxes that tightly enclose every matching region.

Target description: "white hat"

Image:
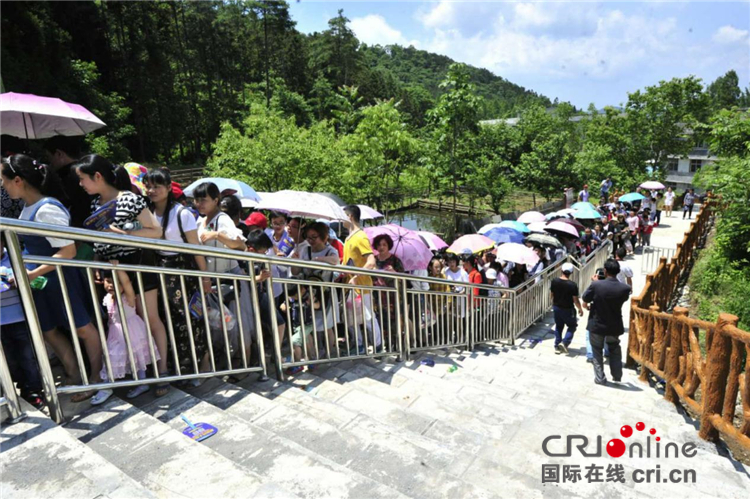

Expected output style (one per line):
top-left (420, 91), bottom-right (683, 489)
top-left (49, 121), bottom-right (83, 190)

top-left (485, 268), bottom-right (498, 281)
top-left (562, 262), bottom-right (575, 274)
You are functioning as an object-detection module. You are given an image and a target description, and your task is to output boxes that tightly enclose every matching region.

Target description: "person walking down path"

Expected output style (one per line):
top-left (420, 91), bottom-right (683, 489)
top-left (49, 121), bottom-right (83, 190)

top-left (582, 259), bottom-right (631, 385)
top-left (682, 188), bottom-right (696, 220)
top-left (578, 185), bottom-right (590, 203)
top-left (599, 177), bottom-right (613, 202)
top-left (550, 262), bottom-right (583, 354)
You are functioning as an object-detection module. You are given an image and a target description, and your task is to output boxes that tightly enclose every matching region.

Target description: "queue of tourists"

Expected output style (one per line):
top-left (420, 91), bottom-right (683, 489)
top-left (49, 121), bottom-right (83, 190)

top-left (0, 137), bottom-right (688, 408)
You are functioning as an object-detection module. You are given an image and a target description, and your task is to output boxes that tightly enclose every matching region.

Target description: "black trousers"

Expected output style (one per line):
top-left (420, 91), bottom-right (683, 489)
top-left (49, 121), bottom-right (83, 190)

top-left (590, 333), bottom-right (622, 383)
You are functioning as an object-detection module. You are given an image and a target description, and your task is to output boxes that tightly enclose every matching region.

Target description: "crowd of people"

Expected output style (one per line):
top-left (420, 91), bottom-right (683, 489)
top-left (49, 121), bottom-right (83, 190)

top-left (0, 136), bottom-right (699, 407)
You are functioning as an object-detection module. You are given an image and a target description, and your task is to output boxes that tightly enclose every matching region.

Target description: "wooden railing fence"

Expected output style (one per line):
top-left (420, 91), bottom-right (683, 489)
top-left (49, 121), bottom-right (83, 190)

top-left (627, 201), bottom-right (750, 454)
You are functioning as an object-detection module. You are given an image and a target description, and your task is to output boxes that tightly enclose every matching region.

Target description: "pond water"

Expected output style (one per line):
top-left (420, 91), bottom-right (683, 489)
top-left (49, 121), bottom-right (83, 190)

top-left (382, 208), bottom-right (466, 240)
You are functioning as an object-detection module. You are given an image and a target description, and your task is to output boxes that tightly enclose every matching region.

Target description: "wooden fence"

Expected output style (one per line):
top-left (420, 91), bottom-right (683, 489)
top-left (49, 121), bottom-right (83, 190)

top-left (627, 201), bottom-right (750, 454)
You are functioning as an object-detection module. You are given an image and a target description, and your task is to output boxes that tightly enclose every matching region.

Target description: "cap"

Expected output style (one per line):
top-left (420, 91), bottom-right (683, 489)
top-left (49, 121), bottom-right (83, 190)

top-left (562, 262), bottom-right (575, 274)
top-left (245, 211), bottom-right (268, 230)
top-left (170, 182), bottom-right (185, 199)
top-left (485, 268), bottom-right (498, 281)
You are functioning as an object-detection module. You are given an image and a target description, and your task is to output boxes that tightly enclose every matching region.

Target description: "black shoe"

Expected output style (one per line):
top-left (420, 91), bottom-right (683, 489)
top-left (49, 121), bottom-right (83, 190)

top-left (23, 393), bottom-right (45, 410)
top-left (594, 379), bottom-right (608, 386)
top-left (586, 358), bottom-right (593, 364)
top-left (555, 344), bottom-right (563, 354)
top-left (613, 378), bottom-right (621, 383)
top-left (559, 343), bottom-right (569, 354)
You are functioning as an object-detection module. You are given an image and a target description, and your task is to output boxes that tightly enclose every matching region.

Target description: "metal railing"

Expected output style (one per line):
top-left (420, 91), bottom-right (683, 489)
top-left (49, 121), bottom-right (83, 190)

top-left (0, 342), bottom-right (26, 423)
top-left (0, 217), bottom-right (608, 423)
top-left (640, 245), bottom-right (677, 274)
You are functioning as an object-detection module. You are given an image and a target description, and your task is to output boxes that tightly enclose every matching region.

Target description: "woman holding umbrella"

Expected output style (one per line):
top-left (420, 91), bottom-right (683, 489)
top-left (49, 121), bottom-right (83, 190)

top-left (372, 234), bottom-right (405, 337)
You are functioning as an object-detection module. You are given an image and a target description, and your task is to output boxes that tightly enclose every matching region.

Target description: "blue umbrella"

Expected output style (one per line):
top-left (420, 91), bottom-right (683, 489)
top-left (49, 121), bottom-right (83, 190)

top-left (573, 208), bottom-right (604, 220)
top-left (619, 192), bottom-right (646, 203)
top-left (571, 201), bottom-right (596, 211)
top-left (484, 227), bottom-right (525, 244)
top-left (498, 220), bottom-right (530, 233)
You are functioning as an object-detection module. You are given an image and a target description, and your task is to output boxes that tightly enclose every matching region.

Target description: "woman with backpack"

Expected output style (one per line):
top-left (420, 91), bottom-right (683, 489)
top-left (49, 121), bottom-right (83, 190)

top-left (145, 168), bottom-right (210, 381)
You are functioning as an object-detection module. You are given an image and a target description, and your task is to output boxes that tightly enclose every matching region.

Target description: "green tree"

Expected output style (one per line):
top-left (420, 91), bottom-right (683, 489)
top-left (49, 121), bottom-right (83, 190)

top-left (428, 63), bottom-right (480, 228)
top-left (309, 10), bottom-right (362, 89)
top-left (342, 100), bottom-right (419, 213)
top-left (707, 70), bottom-right (741, 111)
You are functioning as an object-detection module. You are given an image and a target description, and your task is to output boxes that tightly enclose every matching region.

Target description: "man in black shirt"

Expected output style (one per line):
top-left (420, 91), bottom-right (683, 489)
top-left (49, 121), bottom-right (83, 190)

top-left (44, 136), bottom-right (92, 229)
top-left (582, 259), bottom-right (632, 385)
top-left (550, 262), bottom-right (583, 354)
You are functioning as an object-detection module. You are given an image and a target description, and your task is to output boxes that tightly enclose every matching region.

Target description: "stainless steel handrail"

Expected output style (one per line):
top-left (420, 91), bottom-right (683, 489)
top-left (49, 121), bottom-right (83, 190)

top-left (0, 341), bottom-right (26, 423)
top-left (1, 217), bottom-right (589, 423)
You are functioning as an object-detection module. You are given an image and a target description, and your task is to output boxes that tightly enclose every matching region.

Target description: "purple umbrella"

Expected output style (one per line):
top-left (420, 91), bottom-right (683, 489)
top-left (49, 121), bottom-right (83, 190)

top-left (417, 231), bottom-right (448, 251)
top-left (0, 92), bottom-right (106, 139)
top-left (364, 224), bottom-right (433, 271)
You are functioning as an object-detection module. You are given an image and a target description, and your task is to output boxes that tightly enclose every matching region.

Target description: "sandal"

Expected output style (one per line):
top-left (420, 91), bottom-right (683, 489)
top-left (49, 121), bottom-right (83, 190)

top-left (154, 372), bottom-right (171, 398)
top-left (71, 390), bottom-right (96, 403)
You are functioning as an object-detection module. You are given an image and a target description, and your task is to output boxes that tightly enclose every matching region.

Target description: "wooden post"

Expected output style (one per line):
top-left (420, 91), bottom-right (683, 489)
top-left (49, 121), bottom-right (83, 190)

top-left (664, 307), bottom-right (688, 404)
top-left (722, 339), bottom-right (743, 423)
top-left (638, 305), bottom-right (660, 383)
top-left (741, 345), bottom-right (750, 438)
top-left (699, 313), bottom-right (739, 441)
top-left (625, 297), bottom-right (641, 368)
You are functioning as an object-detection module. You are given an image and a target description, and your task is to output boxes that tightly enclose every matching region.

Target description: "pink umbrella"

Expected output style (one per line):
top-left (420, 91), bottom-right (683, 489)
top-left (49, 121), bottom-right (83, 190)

top-left (417, 231), bottom-right (448, 251)
top-left (0, 92), bottom-right (106, 139)
top-left (493, 243), bottom-right (539, 266)
top-left (447, 234), bottom-right (495, 255)
top-left (640, 181), bottom-right (666, 190)
top-left (517, 211), bottom-right (546, 224)
top-left (357, 204), bottom-right (384, 220)
top-left (545, 220), bottom-right (580, 239)
top-left (364, 224), bottom-right (433, 272)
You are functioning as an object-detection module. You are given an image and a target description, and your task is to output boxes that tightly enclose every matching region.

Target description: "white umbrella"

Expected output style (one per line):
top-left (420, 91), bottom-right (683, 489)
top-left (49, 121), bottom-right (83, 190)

top-left (517, 211), bottom-right (546, 224)
top-left (527, 222), bottom-right (548, 233)
top-left (358, 204), bottom-right (383, 220)
top-left (254, 190), bottom-right (348, 221)
top-left (184, 178), bottom-right (261, 201)
top-left (0, 92), bottom-right (106, 139)
top-left (477, 223), bottom-right (502, 235)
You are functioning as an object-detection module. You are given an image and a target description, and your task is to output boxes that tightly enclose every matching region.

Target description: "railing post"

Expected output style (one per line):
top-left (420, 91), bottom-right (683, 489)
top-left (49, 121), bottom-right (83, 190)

top-left (699, 313), bottom-right (738, 441)
top-left (400, 279), bottom-right (410, 361)
top-left (664, 307), bottom-right (687, 404)
top-left (625, 297), bottom-right (640, 368)
top-left (0, 342), bottom-right (25, 423)
top-left (637, 305), bottom-right (660, 383)
top-left (5, 232), bottom-right (64, 423)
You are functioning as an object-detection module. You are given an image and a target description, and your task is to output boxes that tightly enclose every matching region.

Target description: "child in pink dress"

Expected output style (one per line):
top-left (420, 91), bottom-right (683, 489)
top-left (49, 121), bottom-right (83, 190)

top-left (91, 268), bottom-right (160, 405)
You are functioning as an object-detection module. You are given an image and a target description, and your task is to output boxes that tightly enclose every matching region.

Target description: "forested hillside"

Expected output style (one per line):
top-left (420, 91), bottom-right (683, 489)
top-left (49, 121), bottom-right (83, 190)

top-left (1, 1), bottom-right (549, 163)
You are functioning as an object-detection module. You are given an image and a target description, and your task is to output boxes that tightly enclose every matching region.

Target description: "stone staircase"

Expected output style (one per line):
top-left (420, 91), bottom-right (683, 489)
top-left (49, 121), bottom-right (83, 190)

top-left (3, 314), bottom-right (749, 499)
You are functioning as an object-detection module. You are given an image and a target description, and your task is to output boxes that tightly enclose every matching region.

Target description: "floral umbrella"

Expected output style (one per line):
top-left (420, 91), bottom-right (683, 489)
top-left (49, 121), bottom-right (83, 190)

top-left (124, 162), bottom-right (148, 195)
top-left (364, 224), bottom-right (433, 272)
top-left (447, 234), bottom-right (495, 255)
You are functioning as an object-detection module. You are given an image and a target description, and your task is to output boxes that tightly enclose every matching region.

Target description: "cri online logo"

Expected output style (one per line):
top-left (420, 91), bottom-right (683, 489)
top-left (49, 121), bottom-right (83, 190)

top-left (543, 422), bottom-right (698, 459)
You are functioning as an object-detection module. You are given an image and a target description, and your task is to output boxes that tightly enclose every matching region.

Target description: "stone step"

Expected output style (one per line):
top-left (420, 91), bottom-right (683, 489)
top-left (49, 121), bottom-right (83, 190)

top-left (63, 396), bottom-right (297, 499)
top-left (195, 375), bottom-right (508, 499)
top-left (133, 385), bottom-right (407, 499)
top-left (1, 401), bottom-right (156, 499)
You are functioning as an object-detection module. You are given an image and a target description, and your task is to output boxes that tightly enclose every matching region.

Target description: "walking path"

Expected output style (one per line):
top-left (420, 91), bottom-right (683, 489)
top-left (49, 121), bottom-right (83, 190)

top-left (3, 206), bottom-right (749, 498)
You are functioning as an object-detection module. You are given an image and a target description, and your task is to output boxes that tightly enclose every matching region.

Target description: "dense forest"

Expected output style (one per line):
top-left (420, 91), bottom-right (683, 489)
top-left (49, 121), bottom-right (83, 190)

top-left (2, 1), bottom-right (748, 217)
top-left (1, 1), bottom-right (549, 163)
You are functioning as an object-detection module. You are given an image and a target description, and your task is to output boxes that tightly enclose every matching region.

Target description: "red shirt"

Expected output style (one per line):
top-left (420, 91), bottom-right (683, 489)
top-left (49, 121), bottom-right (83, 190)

top-left (469, 269), bottom-right (483, 297)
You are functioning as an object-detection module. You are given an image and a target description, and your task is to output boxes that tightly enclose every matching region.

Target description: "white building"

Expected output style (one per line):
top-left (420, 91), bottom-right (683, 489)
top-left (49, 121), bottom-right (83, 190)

top-left (664, 145), bottom-right (717, 193)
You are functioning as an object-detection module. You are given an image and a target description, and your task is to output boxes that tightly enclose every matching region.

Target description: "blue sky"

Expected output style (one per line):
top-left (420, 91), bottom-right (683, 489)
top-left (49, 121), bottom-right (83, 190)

top-left (289, 1), bottom-right (750, 111)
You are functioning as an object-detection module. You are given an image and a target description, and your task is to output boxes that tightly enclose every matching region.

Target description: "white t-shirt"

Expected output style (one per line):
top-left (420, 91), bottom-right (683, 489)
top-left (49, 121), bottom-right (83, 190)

top-left (617, 261), bottom-right (634, 285)
top-left (444, 267), bottom-right (469, 292)
top-left (20, 198), bottom-right (72, 248)
top-left (156, 205), bottom-right (198, 255)
top-left (664, 191), bottom-right (675, 206)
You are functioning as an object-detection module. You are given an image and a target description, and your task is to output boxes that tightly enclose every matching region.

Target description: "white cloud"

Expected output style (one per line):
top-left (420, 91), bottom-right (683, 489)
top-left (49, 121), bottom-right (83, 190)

top-left (416, 1), bottom-right (455, 29)
top-left (713, 25), bottom-right (749, 44)
top-left (350, 14), bottom-right (418, 47)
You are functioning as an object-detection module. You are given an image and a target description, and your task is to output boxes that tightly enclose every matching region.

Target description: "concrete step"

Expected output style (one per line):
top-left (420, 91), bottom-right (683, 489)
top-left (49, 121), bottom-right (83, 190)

top-left (62, 396), bottom-right (297, 498)
top-left (1, 401), bottom-right (156, 499)
top-left (194, 376), bottom-right (507, 499)
top-left (133, 385), bottom-right (407, 499)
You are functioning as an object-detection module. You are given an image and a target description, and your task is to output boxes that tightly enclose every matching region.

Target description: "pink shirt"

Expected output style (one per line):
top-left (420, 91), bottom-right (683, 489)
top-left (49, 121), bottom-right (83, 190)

top-left (626, 216), bottom-right (639, 232)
